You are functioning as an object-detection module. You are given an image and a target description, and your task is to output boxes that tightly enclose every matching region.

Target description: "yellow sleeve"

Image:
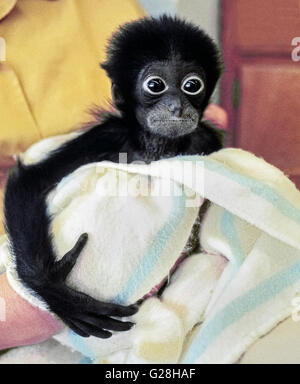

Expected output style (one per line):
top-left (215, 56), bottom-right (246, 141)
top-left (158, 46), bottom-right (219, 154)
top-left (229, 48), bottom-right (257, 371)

top-left (0, 0), bottom-right (145, 157)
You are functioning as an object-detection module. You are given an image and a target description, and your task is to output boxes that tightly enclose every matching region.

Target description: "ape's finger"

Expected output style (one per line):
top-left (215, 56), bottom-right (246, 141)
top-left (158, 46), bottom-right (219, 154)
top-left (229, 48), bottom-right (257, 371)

top-left (72, 233), bottom-right (89, 253)
top-left (90, 301), bottom-right (139, 318)
top-left (53, 233), bottom-right (89, 282)
top-left (71, 288), bottom-right (139, 317)
top-left (77, 314), bottom-right (134, 332)
top-left (66, 319), bottom-right (90, 338)
top-left (74, 320), bottom-right (112, 339)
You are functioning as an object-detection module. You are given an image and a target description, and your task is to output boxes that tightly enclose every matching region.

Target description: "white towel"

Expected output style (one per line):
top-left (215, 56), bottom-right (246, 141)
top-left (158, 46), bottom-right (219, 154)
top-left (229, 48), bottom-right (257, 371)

top-left (1, 134), bottom-right (300, 364)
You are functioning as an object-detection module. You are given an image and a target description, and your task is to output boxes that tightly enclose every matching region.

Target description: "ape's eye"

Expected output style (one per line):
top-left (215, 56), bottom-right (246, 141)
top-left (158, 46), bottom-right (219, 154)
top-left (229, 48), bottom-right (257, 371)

top-left (143, 76), bottom-right (168, 95)
top-left (181, 76), bottom-right (204, 95)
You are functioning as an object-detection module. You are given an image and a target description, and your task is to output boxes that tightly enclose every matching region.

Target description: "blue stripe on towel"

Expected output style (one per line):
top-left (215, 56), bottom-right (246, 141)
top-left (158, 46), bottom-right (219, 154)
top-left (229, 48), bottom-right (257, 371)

top-left (204, 158), bottom-right (300, 225)
top-left (69, 330), bottom-right (95, 360)
top-left (178, 156), bottom-right (300, 225)
top-left (68, 182), bottom-right (187, 358)
top-left (80, 357), bottom-right (93, 365)
top-left (114, 182), bottom-right (187, 303)
top-left (221, 210), bottom-right (245, 271)
top-left (183, 260), bottom-right (300, 363)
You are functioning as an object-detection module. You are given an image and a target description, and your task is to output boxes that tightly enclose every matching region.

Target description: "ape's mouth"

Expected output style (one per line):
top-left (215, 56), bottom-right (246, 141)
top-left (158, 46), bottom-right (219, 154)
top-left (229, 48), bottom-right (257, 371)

top-left (152, 117), bottom-right (198, 124)
top-left (141, 251), bottom-right (187, 301)
top-left (154, 118), bottom-right (192, 122)
top-left (147, 117), bottom-right (199, 138)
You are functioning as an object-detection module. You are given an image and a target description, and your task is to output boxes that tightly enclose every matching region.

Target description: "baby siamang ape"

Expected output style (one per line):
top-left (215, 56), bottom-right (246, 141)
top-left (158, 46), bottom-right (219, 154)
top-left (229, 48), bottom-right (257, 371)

top-left (4, 16), bottom-right (223, 338)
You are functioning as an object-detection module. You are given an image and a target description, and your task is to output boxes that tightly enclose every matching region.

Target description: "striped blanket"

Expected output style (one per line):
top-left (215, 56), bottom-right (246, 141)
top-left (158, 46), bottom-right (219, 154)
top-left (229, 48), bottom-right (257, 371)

top-left (1, 134), bottom-right (300, 364)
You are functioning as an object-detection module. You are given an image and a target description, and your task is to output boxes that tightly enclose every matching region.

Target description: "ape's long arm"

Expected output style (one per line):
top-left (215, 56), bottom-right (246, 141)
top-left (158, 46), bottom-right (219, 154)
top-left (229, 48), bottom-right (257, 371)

top-left (4, 117), bottom-right (137, 338)
top-left (4, 15), bottom-right (224, 339)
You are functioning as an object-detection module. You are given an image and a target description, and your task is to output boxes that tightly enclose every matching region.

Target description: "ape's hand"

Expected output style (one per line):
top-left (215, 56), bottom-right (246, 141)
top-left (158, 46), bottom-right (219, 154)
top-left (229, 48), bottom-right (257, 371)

top-left (38, 234), bottom-right (138, 338)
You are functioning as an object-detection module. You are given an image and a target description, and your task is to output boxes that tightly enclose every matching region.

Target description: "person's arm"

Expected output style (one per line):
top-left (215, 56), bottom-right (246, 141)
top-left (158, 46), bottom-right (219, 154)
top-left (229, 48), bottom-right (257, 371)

top-left (0, 273), bottom-right (63, 351)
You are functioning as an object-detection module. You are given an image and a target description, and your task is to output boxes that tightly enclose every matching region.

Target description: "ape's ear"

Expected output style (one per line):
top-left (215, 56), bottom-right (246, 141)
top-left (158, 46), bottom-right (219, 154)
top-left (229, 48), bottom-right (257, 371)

top-left (111, 84), bottom-right (124, 109)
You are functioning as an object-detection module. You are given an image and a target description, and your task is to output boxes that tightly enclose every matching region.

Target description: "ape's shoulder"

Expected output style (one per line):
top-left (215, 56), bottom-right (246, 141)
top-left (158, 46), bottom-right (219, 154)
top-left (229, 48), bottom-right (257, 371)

top-left (190, 121), bottom-right (225, 155)
top-left (86, 112), bottom-right (129, 137)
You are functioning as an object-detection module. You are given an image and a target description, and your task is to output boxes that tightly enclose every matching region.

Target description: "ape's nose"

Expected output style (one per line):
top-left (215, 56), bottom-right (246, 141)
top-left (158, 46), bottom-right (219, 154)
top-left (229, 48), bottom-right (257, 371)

top-left (166, 98), bottom-right (183, 117)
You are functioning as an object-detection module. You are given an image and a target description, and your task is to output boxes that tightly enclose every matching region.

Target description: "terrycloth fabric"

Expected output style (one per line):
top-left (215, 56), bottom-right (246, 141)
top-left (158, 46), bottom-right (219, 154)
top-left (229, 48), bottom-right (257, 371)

top-left (1, 133), bottom-right (300, 364)
top-left (0, 339), bottom-right (83, 365)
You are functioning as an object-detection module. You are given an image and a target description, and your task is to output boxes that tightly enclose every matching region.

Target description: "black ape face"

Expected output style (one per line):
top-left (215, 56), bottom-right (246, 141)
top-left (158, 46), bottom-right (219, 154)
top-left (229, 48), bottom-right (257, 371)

top-left (103, 16), bottom-right (223, 140)
top-left (134, 59), bottom-right (206, 138)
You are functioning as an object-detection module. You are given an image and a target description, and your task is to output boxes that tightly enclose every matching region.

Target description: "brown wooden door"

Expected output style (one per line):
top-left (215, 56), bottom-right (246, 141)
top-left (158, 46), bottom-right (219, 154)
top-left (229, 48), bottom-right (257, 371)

top-left (221, 0), bottom-right (300, 187)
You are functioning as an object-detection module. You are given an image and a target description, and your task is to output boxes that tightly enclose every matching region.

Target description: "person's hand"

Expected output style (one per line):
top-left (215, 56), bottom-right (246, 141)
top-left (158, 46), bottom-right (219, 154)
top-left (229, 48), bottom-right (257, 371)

top-left (204, 104), bottom-right (228, 131)
top-left (0, 273), bottom-right (64, 350)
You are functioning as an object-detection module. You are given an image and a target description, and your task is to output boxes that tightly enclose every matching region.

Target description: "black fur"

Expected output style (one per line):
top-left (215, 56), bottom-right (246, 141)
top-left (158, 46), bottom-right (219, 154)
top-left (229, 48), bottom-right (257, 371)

top-left (4, 16), bottom-right (223, 338)
top-left (102, 15), bottom-right (223, 114)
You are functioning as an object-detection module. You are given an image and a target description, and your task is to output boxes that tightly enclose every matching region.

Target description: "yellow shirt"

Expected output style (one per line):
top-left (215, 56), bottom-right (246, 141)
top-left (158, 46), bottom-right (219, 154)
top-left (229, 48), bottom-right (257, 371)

top-left (0, 0), bottom-right (144, 157)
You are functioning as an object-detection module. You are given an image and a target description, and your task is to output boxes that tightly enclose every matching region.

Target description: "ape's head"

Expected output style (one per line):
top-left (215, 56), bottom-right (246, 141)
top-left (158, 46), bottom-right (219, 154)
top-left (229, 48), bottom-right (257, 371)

top-left (102, 16), bottom-right (223, 138)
